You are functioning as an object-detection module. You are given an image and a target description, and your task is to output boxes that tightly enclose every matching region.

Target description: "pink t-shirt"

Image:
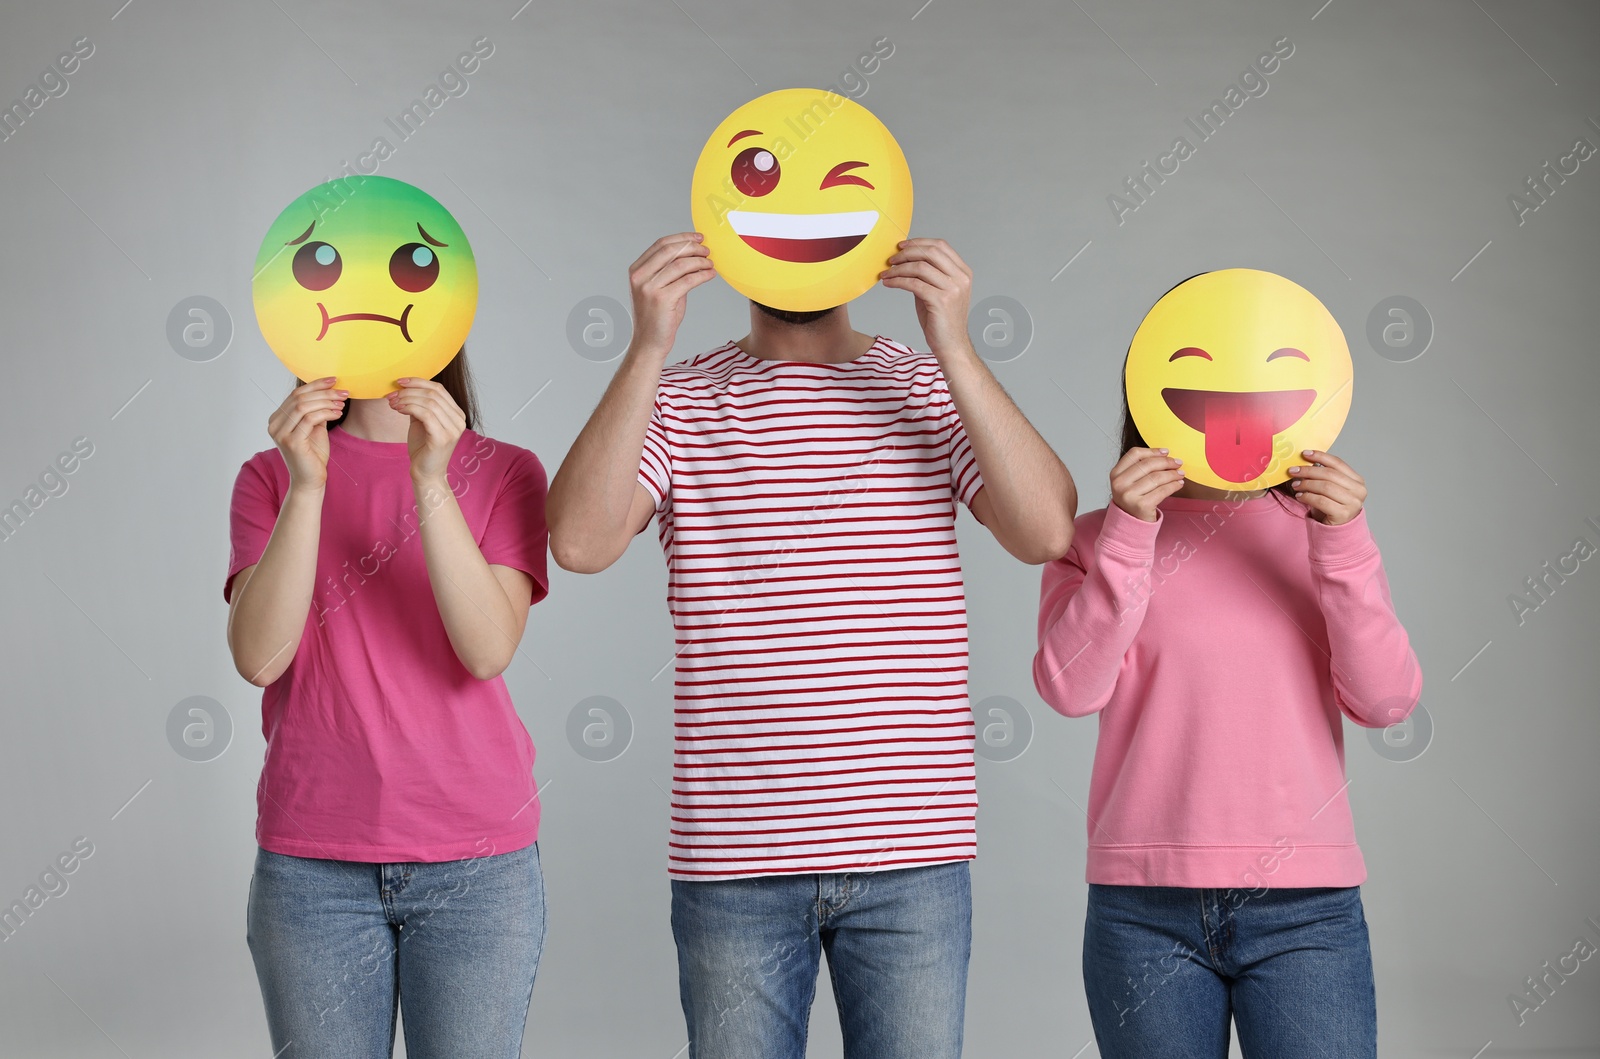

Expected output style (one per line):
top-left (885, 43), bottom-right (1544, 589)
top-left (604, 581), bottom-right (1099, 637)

top-left (225, 427), bottom-right (550, 862)
top-left (1033, 492), bottom-right (1422, 888)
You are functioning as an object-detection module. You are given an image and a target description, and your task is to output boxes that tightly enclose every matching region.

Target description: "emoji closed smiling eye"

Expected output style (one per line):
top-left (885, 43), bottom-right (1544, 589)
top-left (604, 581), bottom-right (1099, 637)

top-left (292, 242), bottom-right (341, 291)
top-left (1266, 346), bottom-right (1309, 361)
top-left (820, 161), bottom-right (873, 190)
top-left (390, 243), bottom-right (439, 292)
top-left (1169, 346), bottom-right (1211, 361)
top-left (731, 146), bottom-right (780, 197)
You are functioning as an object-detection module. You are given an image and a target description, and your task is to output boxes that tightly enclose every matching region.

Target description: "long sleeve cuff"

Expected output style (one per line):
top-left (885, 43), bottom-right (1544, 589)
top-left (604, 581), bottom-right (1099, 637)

top-left (1306, 508), bottom-right (1379, 566)
top-left (1096, 501), bottom-right (1163, 558)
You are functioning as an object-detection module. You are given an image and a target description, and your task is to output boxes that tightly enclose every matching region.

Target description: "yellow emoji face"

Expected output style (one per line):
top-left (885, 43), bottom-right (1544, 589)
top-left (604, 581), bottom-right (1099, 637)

top-left (252, 176), bottom-right (477, 398)
top-left (1125, 270), bottom-right (1353, 490)
top-left (690, 88), bottom-right (913, 312)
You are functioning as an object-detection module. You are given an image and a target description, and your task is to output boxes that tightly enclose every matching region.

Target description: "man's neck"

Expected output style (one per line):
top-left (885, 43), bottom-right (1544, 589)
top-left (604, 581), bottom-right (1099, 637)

top-left (735, 303), bottom-right (877, 364)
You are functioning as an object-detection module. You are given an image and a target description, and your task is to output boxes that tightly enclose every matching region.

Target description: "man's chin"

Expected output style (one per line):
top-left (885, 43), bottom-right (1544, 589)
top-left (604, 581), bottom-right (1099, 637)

top-left (752, 301), bottom-right (841, 326)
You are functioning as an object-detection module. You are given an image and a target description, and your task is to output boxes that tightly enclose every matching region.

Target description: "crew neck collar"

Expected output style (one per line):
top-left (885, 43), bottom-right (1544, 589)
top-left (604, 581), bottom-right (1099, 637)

top-left (1159, 491), bottom-right (1295, 516)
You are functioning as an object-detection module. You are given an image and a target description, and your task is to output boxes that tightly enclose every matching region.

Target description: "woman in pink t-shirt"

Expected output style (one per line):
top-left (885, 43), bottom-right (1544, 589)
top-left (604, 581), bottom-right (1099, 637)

top-left (1034, 330), bottom-right (1422, 1056)
top-left (225, 352), bottom-right (552, 1057)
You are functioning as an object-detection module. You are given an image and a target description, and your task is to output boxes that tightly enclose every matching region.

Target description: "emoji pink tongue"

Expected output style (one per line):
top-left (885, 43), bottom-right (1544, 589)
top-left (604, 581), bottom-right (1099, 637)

top-left (1203, 392), bottom-right (1277, 483)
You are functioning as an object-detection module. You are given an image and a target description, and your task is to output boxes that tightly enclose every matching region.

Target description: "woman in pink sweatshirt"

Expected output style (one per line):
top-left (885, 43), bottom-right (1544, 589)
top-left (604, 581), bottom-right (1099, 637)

top-left (1033, 387), bottom-right (1421, 1057)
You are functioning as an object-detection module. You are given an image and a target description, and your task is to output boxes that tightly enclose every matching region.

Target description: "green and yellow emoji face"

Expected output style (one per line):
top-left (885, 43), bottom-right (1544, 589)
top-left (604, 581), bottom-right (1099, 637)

top-left (252, 176), bottom-right (476, 398)
top-left (1125, 269), bottom-right (1354, 491)
top-left (690, 88), bottom-right (913, 312)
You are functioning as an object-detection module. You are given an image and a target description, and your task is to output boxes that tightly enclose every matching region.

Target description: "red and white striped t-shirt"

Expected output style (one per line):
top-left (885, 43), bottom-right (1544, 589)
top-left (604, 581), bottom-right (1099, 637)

top-left (637, 338), bottom-right (985, 881)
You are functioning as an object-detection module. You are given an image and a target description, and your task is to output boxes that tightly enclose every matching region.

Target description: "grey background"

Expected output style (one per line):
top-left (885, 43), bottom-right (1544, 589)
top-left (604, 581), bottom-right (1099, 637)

top-left (1, 0), bottom-right (1596, 1055)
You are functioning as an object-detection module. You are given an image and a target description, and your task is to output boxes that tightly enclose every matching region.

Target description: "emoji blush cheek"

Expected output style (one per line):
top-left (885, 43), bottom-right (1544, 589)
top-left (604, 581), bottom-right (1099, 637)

top-left (1162, 388), bottom-right (1316, 483)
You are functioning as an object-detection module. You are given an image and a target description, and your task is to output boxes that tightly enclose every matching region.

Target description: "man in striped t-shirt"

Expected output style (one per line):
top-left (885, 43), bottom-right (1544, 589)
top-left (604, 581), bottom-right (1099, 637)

top-left (549, 233), bottom-right (1077, 1058)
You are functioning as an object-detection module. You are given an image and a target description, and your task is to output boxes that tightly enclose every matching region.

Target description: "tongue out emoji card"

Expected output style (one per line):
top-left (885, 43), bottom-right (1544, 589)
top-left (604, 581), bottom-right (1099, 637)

top-left (1125, 269), bottom-right (1353, 491)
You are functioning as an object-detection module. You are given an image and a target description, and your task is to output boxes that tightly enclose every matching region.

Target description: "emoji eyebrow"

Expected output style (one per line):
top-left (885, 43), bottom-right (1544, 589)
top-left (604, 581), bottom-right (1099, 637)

top-left (417, 223), bottom-right (448, 247)
top-left (1169, 347), bottom-right (1212, 361)
top-left (727, 129), bottom-right (763, 146)
top-left (285, 221), bottom-right (316, 246)
top-left (1267, 347), bottom-right (1309, 361)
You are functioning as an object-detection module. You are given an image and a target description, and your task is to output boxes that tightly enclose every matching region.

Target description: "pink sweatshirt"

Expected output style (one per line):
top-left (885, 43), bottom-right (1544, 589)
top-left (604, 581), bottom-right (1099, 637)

top-left (1033, 492), bottom-right (1422, 888)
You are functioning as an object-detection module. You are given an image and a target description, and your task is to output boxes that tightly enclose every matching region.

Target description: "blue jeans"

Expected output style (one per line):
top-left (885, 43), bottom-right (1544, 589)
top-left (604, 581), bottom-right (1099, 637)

top-left (1083, 884), bottom-right (1377, 1059)
top-left (246, 843), bottom-right (546, 1058)
top-left (670, 860), bottom-right (971, 1059)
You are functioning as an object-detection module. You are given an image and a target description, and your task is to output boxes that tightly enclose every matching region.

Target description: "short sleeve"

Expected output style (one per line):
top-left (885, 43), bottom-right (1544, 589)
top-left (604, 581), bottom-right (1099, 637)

top-left (478, 448), bottom-right (551, 606)
top-left (934, 374), bottom-right (984, 509)
top-left (225, 455), bottom-right (285, 603)
top-left (636, 395), bottom-right (671, 507)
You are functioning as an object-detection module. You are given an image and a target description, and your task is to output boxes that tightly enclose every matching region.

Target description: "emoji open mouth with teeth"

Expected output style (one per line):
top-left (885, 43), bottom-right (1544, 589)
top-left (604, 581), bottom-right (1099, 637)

top-left (691, 88), bottom-right (913, 312)
top-left (252, 176), bottom-right (477, 398)
top-left (1125, 269), bottom-right (1354, 491)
